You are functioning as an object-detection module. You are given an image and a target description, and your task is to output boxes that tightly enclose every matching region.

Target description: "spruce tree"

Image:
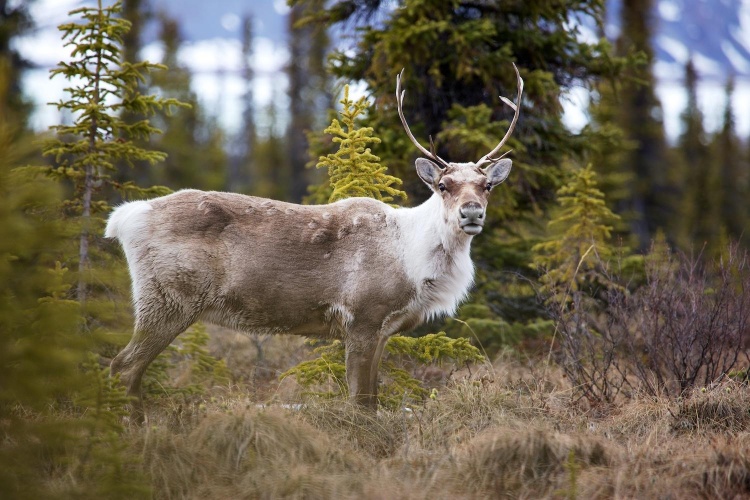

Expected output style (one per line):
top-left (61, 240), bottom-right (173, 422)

top-left (147, 14), bottom-right (227, 191)
top-left (291, 0), bottom-right (627, 203)
top-left (228, 14), bottom-right (256, 192)
top-left (714, 77), bottom-right (746, 244)
top-left (118, 0), bottom-right (154, 190)
top-left (252, 96), bottom-right (290, 200)
top-left (121, 0), bottom-right (150, 67)
top-left (0, 0), bottom-right (34, 129)
top-left (585, 73), bottom-right (638, 246)
top-left (677, 58), bottom-right (718, 252)
top-left (43, 0), bottom-right (184, 303)
top-left (613, 0), bottom-right (670, 249)
top-left (287, 3), bottom-right (331, 202)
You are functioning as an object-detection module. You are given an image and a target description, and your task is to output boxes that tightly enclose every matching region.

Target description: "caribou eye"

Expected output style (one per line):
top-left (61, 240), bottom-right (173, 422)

top-left (438, 183), bottom-right (446, 192)
top-left (485, 182), bottom-right (492, 192)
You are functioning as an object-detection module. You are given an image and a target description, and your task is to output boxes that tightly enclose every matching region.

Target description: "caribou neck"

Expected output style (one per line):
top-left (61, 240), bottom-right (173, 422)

top-left (397, 193), bottom-right (474, 274)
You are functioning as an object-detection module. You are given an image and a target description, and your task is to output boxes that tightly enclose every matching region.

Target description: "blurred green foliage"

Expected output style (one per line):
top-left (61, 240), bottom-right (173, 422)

top-left (0, 123), bottom-right (146, 498)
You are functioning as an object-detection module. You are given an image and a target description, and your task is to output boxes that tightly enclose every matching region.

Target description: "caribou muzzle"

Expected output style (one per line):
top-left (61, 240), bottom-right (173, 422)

top-left (459, 202), bottom-right (485, 235)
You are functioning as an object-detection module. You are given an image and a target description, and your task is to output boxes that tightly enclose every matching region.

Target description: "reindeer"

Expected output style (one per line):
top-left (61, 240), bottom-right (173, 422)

top-left (106, 64), bottom-right (523, 410)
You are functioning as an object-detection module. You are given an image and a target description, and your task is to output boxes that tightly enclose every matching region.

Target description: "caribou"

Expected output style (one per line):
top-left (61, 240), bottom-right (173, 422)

top-left (106, 64), bottom-right (523, 410)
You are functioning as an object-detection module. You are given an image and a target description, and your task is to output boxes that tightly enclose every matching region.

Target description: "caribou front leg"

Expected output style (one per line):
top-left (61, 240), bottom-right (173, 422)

top-left (345, 333), bottom-right (381, 410)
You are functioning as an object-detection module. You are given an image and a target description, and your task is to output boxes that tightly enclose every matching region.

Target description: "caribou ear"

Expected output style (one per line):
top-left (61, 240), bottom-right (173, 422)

top-left (415, 158), bottom-right (443, 189)
top-left (483, 158), bottom-right (512, 188)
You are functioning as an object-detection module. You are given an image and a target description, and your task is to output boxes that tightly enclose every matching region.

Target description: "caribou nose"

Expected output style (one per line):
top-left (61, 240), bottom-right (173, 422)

top-left (459, 203), bottom-right (485, 235)
top-left (459, 203), bottom-right (484, 223)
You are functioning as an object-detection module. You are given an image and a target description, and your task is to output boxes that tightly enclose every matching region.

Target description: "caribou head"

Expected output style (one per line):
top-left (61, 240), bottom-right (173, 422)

top-left (396, 64), bottom-right (524, 236)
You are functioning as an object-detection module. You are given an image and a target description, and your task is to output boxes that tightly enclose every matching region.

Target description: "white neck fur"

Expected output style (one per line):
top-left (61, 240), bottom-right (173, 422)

top-left (393, 193), bottom-right (476, 320)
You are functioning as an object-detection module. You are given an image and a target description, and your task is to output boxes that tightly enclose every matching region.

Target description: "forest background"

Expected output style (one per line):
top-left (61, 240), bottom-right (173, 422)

top-left (2, 0), bottom-right (750, 498)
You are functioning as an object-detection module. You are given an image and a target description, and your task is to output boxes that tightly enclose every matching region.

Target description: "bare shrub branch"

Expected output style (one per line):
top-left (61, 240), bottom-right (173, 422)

top-left (625, 244), bottom-right (750, 398)
top-left (549, 243), bottom-right (750, 405)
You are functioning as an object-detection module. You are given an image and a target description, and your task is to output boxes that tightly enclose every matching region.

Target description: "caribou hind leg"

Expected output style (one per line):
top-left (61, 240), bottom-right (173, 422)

top-left (110, 321), bottom-right (192, 398)
top-left (111, 281), bottom-right (200, 418)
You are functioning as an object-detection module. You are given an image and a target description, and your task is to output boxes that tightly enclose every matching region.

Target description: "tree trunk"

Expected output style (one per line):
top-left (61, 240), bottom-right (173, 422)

top-left (78, 164), bottom-right (94, 304)
top-left (79, 0), bottom-right (104, 305)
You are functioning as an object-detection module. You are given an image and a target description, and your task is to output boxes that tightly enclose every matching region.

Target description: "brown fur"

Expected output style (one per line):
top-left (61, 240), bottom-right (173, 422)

top-left (110, 191), bottom-right (423, 409)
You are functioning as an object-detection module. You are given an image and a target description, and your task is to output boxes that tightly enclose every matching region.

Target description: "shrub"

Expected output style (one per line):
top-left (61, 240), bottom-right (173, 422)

top-left (554, 241), bottom-right (750, 405)
top-left (624, 243), bottom-right (750, 398)
top-left (143, 323), bottom-right (230, 398)
top-left (281, 333), bottom-right (484, 409)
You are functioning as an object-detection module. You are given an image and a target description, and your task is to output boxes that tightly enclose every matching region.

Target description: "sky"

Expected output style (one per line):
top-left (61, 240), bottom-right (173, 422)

top-left (14, 0), bottom-right (750, 141)
top-left (17, 0), bottom-right (293, 135)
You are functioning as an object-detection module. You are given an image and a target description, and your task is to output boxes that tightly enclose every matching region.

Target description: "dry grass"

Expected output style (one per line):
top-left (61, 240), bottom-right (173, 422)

top-left (112, 335), bottom-right (750, 499)
top-left (139, 405), bottom-right (371, 499)
top-left (673, 382), bottom-right (750, 434)
top-left (451, 427), bottom-right (614, 498)
top-left (206, 325), bottom-right (309, 400)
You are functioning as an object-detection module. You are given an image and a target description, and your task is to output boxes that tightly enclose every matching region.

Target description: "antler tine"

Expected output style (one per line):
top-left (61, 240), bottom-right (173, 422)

top-left (476, 62), bottom-right (524, 169)
top-left (429, 135), bottom-right (439, 159)
top-left (486, 149), bottom-right (513, 163)
top-left (396, 69), bottom-right (449, 168)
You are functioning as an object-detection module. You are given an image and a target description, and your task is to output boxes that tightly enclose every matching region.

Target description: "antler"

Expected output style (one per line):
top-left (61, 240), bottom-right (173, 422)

top-left (475, 63), bottom-right (524, 169)
top-left (396, 69), bottom-right (450, 169)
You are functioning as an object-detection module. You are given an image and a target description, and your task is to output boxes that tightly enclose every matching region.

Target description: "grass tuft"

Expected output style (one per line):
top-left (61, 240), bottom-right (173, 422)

top-left (453, 427), bottom-right (615, 497)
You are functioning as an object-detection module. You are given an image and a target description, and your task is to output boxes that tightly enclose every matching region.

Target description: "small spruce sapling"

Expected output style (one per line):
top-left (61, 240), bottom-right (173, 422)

top-left (316, 85), bottom-right (407, 206)
top-left (532, 164), bottom-right (626, 399)
top-left (532, 164), bottom-right (620, 304)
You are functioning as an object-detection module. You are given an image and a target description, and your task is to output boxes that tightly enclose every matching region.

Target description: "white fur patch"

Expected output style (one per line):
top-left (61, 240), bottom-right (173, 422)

top-left (326, 303), bottom-right (354, 337)
top-left (391, 192), bottom-right (475, 323)
top-left (105, 200), bottom-right (153, 304)
top-left (443, 162), bottom-right (485, 183)
top-left (105, 200), bottom-right (152, 241)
